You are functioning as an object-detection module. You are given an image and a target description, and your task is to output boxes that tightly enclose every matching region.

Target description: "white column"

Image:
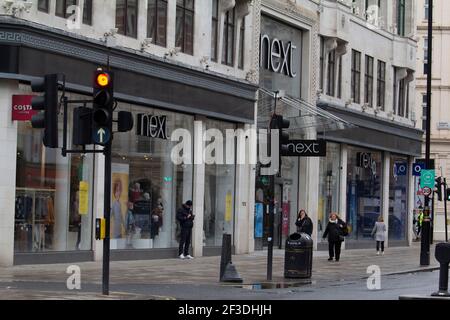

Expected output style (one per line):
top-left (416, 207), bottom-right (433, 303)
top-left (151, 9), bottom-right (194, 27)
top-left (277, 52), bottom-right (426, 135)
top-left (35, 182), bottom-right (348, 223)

top-left (192, 120), bottom-right (205, 257)
top-left (0, 80), bottom-right (18, 267)
top-left (234, 124), bottom-right (252, 254)
top-left (383, 152), bottom-right (390, 248)
top-left (138, 0), bottom-right (148, 40)
top-left (339, 144), bottom-right (348, 250)
top-left (299, 130), bottom-right (320, 249)
top-left (53, 152), bottom-right (70, 251)
top-left (166, 0), bottom-right (176, 49)
top-left (93, 148), bottom-right (105, 262)
top-left (408, 157), bottom-right (416, 246)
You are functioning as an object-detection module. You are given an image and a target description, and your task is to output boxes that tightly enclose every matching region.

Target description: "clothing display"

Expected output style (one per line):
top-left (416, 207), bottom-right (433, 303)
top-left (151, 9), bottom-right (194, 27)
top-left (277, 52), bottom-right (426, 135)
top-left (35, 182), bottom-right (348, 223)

top-left (14, 189), bottom-right (55, 252)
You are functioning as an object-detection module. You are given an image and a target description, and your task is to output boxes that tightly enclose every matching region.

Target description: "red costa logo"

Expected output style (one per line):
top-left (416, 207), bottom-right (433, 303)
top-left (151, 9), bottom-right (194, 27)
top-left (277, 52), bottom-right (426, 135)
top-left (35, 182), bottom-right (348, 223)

top-left (12, 95), bottom-right (37, 121)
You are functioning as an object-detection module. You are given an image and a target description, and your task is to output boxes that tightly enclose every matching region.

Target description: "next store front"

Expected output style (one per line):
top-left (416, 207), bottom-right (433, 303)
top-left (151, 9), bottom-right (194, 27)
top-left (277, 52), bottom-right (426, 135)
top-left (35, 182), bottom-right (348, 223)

top-left (1, 19), bottom-right (257, 266)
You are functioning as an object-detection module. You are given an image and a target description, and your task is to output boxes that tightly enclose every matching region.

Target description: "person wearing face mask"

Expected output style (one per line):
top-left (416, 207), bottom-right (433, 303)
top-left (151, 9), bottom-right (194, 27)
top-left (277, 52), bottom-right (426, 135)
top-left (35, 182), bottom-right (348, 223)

top-left (322, 212), bottom-right (348, 262)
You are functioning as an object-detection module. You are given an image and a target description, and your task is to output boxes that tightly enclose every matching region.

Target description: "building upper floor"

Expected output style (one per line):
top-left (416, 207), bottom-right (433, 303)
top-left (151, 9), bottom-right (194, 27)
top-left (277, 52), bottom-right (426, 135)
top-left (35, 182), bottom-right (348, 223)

top-left (318, 0), bottom-right (417, 128)
top-left (416, 0), bottom-right (450, 28)
top-left (0, 0), bottom-right (258, 84)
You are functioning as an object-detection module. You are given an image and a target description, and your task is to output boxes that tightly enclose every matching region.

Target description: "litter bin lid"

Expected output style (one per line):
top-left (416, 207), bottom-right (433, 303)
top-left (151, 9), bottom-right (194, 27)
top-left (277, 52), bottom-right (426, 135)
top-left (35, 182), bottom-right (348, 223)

top-left (287, 232), bottom-right (313, 246)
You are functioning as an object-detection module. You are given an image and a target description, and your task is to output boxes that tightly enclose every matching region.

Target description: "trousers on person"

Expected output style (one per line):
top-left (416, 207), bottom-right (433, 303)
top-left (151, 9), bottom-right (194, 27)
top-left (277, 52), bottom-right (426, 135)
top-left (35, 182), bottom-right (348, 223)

top-left (376, 241), bottom-right (385, 252)
top-left (179, 227), bottom-right (192, 256)
top-left (328, 241), bottom-right (342, 261)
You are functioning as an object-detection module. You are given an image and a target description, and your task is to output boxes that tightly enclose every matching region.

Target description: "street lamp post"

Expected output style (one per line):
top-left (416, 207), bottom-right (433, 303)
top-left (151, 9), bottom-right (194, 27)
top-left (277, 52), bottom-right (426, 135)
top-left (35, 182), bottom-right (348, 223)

top-left (421, 0), bottom-right (434, 266)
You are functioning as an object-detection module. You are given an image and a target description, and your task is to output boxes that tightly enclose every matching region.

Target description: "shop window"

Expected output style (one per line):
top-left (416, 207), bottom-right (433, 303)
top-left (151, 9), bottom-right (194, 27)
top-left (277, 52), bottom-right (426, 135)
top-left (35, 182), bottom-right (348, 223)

top-left (147, 0), bottom-right (168, 47)
top-left (346, 146), bottom-right (383, 242)
top-left (318, 143), bottom-right (341, 241)
top-left (389, 156), bottom-right (409, 242)
top-left (110, 104), bottom-right (194, 250)
top-left (15, 93), bottom-right (94, 253)
top-left (176, 0), bottom-right (195, 55)
top-left (56, 0), bottom-right (77, 18)
top-left (116, 0), bottom-right (138, 38)
top-left (203, 119), bottom-right (236, 247)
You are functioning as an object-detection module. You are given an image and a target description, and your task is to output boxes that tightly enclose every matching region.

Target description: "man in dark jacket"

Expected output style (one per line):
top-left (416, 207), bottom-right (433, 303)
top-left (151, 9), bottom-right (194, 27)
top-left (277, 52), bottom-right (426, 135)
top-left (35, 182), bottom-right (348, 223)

top-left (295, 209), bottom-right (313, 236)
top-left (322, 213), bottom-right (348, 262)
top-left (176, 200), bottom-right (194, 259)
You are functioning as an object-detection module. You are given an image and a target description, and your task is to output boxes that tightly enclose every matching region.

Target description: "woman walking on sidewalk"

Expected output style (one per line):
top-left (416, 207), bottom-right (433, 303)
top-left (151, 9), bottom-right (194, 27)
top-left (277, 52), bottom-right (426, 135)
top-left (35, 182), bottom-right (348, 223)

top-left (371, 215), bottom-right (386, 255)
top-left (322, 213), bottom-right (348, 262)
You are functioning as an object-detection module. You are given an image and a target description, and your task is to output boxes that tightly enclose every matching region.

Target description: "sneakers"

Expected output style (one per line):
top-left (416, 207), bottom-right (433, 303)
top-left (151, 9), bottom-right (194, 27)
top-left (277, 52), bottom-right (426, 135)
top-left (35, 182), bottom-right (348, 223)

top-left (328, 258), bottom-right (333, 261)
top-left (377, 251), bottom-right (380, 255)
top-left (179, 254), bottom-right (185, 259)
top-left (185, 255), bottom-right (194, 259)
top-left (381, 251), bottom-right (385, 256)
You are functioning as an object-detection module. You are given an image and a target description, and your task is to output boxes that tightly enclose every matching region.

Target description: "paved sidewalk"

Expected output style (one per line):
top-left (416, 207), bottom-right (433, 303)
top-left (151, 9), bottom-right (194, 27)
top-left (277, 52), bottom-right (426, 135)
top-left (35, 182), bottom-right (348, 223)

top-left (0, 242), bottom-right (442, 299)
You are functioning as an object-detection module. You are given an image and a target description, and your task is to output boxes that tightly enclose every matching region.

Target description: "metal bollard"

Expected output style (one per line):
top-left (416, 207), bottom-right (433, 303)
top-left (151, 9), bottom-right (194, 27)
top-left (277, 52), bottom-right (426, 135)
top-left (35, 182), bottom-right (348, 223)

top-left (219, 234), bottom-right (243, 283)
top-left (431, 242), bottom-right (450, 297)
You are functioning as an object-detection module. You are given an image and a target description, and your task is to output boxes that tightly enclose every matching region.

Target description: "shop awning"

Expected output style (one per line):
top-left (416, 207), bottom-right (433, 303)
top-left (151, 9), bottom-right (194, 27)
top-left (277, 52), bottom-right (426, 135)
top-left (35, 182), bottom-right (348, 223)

top-left (258, 88), bottom-right (354, 135)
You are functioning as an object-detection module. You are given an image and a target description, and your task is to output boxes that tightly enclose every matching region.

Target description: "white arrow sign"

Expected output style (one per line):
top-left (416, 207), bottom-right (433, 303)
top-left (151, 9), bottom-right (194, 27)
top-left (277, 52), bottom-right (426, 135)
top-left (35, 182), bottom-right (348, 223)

top-left (98, 128), bottom-right (106, 144)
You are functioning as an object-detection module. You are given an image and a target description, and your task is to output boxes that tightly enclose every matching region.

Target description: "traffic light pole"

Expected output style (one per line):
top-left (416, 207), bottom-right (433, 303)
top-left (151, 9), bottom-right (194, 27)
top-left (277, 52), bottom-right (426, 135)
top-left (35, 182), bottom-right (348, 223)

top-left (102, 140), bottom-right (112, 295)
top-left (421, 0), bottom-right (433, 266)
top-left (267, 92), bottom-right (279, 281)
top-left (444, 178), bottom-right (448, 242)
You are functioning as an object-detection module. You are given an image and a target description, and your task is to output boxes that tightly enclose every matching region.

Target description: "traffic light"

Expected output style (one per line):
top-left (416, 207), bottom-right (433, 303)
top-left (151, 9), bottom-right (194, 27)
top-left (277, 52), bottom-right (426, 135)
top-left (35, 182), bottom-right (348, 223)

top-left (31, 74), bottom-right (59, 148)
top-left (446, 188), bottom-right (450, 201)
top-left (435, 177), bottom-right (443, 201)
top-left (270, 114), bottom-right (290, 154)
top-left (72, 107), bottom-right (92, 146)
top-left (93, 69), bottom-right (114, 129)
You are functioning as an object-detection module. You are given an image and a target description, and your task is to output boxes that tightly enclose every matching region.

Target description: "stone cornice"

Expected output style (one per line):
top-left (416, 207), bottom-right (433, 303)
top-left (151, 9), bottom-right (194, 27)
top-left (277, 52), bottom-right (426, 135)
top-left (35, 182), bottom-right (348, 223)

top-left (0, 16), bottom-right (258, 102)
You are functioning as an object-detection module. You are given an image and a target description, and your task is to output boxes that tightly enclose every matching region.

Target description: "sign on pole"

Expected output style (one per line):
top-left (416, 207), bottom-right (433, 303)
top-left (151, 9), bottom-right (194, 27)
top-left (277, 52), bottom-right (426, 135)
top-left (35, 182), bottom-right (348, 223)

top-left (420, 170), bottom-right (436, 189)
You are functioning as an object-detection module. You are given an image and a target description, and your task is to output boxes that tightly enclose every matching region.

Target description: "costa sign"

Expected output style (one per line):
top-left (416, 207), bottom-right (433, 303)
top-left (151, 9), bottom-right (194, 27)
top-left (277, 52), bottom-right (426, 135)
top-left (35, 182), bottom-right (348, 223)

top-left (12, 95), bottom-right (37, 121)
top-left (136, 114), bottom-right (168, 139)
top-left (260, 34), bottom-right (297, 78)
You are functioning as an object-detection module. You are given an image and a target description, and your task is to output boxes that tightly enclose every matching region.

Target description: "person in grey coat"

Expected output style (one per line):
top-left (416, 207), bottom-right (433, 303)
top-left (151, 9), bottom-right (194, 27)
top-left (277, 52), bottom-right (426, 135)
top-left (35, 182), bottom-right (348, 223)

top-left (371, 215), bottom-right (387, 255)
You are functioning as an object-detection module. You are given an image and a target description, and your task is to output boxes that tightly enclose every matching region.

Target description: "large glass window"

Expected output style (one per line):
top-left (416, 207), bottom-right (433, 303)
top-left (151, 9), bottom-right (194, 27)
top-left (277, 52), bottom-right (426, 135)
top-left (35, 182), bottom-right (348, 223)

top-left (83, 0), bottom-right (93, 25)
top-left (203, 119), bottom-right (236, 247)
top-left (238, 18), bottom-right (245, 69)
top-left (346, 146), bottom-right (383, 243)
top-left (110, 104), bottom-right (194, 250)
top-left (56, 0), bottom-right (77, 18)
top-left (116, 0), bottom-right (138, 38)
top-left (211, 0), bottom-right (219, 62)
top-left (38, 0), bottom-right (49, 13)
top-left (327, 50), bottom-right (336, 96)
top-left (147, 0), bottom-right (168, 47)
top-left (397, 0), bottom-right (406, 36)
top-left (377, 60), bottom-right (386, 110)
top-left (318, 143), bottom-right (341, 240)
top-left (176, 0), bottom-right (195, 55)
top-left (222, 8), bottom-right (235, 66)
top-left (365, 55), bottom-right (374, 107)
top-left (351, 50), bottom-right (361, 104)
top-left (389, 156), bottom-right (409, 242)
top-left (15, 92), bottom-right (94, 253)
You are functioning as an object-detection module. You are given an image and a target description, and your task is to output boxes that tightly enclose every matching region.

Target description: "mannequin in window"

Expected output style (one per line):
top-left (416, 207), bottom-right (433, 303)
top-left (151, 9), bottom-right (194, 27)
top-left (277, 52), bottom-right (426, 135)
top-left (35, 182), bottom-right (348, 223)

top-left (112, 180), bottom-right (125, 239)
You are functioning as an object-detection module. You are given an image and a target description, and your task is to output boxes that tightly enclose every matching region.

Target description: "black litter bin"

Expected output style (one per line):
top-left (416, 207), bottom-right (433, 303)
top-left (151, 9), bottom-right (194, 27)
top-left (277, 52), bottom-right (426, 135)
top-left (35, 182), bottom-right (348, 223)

top-left (284, 233), bottom-right (313, 279)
